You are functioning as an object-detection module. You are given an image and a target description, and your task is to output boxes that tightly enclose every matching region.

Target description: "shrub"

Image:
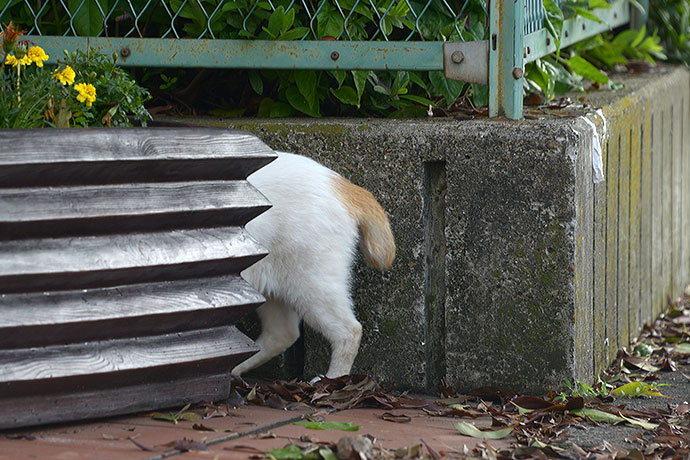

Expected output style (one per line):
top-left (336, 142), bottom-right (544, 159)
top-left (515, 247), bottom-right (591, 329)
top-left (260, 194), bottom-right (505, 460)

top-left (0, 22), bottom-right (151, 128)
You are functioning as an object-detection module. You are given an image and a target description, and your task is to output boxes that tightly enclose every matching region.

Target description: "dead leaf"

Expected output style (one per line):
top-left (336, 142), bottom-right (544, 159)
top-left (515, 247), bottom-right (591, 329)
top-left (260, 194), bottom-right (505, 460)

top-left (379, 412), bottom-right (412, 423)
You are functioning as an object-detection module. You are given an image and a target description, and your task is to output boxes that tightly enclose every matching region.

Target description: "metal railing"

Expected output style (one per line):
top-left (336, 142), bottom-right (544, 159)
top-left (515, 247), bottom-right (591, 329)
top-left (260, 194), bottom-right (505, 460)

top-left (1, 0), bottom-right (636, 118)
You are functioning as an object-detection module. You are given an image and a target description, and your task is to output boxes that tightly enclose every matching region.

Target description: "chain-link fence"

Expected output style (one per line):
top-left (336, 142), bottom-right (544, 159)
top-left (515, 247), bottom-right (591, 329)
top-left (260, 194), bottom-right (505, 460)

top-left (0, 0), bottom-right (633, 118)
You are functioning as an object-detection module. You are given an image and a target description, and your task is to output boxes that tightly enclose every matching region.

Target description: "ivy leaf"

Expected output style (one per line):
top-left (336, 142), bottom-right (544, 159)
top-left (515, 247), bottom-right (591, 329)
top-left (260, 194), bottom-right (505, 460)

top-left (565, 55), bottom-right (608, 83)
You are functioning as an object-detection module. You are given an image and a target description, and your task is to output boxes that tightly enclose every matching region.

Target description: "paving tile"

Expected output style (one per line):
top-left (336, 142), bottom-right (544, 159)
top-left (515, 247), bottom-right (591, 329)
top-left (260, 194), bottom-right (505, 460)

top-left (0, 404), bottom-right (313, 460)
top-left (1, 404), bottom-right (514, 460)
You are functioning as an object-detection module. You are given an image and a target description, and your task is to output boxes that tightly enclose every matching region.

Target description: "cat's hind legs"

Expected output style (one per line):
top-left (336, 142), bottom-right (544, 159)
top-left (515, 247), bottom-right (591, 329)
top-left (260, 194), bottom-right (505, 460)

top-left (231, 300), bottom-right (300, 376)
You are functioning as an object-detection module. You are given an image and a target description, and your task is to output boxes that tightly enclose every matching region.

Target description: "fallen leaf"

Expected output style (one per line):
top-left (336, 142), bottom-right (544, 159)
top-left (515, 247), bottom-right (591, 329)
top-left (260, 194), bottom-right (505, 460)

top-left (379, 412), bottom-right (412, 423)
top-left (569, 408), bottom-right (624, 424)
top-left (672, 343), bottom-right (690, 354)
top-left (293, 420), bottom-right (360, 431)
top-left (618, 412), bottom-right (659, 430)
top-left (453, 421), bottom-right (514, 439)
top-left (611, 381), bottom-right (668, 398)
top-left (192, 423), bottom-right (218, 432)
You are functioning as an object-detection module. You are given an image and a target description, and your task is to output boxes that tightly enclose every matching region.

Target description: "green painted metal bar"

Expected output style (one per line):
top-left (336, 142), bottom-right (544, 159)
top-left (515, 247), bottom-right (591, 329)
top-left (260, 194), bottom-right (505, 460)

top-left (523, 0), bottom-right (630, 64)
top-left (24, 36), bottom-right (444, 71)
top-left (489, 0), bottom-right (525, 119)
top-left (630, 0), bottom-right (648, 29)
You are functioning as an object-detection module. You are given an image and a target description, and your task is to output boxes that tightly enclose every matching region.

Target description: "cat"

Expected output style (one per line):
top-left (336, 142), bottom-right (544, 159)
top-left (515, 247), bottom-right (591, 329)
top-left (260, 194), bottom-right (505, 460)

top-left (231, 151), bottom-right (396, 379)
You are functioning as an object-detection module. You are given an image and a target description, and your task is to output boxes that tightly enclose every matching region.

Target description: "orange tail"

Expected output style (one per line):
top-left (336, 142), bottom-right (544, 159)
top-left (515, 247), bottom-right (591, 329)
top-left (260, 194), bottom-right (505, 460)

top-left (331, 175), bottom-right (396, 270)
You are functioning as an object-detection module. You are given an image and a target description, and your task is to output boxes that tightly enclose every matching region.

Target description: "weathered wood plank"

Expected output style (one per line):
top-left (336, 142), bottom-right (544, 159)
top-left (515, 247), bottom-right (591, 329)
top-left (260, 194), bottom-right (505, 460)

top-left (0, 326), bottom-right (256, 385)
top-left (0, 181), bottom-right (269, 222)
top-left (0, 373), bottom-right (234, 429)
top-left (0, 227), bottom-right (267, 292)
top-left (0, 181), bottom-right (270, 238)
top-left (0, 275), bottom-right (263, 348)
top-left (0, 128), bottom-right (277, 186)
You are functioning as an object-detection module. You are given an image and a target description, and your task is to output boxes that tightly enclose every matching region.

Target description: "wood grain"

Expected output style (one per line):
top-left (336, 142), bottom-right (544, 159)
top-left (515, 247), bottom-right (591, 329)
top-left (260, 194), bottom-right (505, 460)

top-left (0, 325), bottom-right (257, 384)
top-left (0, 373), bottom-right (233, 429)
top-left (0, 180), bottom-right (271, 238)
top-left (0, 227), bottom-right (267, 292)
top-left (0, 128), bottom-right (277, 186)
top-left (0, 180), bottom-right (270, 222)
top-left (0, 275), bottom-right (264, 348)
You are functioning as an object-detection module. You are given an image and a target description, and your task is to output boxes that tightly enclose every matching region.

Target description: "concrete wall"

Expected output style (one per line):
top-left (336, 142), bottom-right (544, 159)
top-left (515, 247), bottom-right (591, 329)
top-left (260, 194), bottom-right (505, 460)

top-left (179, 65), bottom-right (690, 394)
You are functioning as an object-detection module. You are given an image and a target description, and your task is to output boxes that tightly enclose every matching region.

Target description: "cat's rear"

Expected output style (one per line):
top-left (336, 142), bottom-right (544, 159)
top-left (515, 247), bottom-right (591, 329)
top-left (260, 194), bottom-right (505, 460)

top-left (232, 152), bottom-right (395, 378)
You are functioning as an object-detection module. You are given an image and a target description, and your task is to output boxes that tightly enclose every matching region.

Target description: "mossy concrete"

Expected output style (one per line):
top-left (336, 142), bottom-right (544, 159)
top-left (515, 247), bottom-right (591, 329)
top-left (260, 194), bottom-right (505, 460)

top-left (171, 65), bottom-right (690, 394)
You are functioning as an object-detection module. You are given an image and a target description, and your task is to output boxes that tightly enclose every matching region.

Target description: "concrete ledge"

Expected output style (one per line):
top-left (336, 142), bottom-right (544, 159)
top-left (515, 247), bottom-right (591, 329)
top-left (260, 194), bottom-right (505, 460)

top-left (176, 65), bottom-right (690, 393)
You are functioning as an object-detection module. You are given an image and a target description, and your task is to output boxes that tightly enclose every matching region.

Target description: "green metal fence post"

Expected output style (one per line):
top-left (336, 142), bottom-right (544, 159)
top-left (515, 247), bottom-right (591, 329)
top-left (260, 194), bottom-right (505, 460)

top-left (630, 0), bottom-right (649, 29)
top-left (489, 0), bottom-right (525, 119)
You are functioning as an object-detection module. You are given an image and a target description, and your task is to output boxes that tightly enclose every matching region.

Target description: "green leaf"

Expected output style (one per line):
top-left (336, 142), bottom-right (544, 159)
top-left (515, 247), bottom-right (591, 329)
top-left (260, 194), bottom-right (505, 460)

top-left (292, 420), bottom-right (360, 431)
top-left (269, 101), bottom-right (293, 117)
top-left (611, 381), bottom-right (666, 398)
top-left (295, 70), bottom-right (319, 110)
top-left (318, 448), bottom-right (338, 460)
top-left (248, 70), bottom-right (263, 95)
top-left (566, 56), bottom-right (609, 83)
top-left (267, 6), bottom-right (285, 37)
top-left (330, 70), bottom-right (346, 88)
top-left (570, 6), bottom-right (606, 24)
top-left (470, 83), bottom-right (488, 107)
top-left (543, 0), bottom-right (564, 56)
top-left (569, 408), bottom-right (624, 424)
top-left (428, 71), bottom-right (464, 107)
top-left (400, 94), bottom-right (434, 106)
top-left (268, 445), bottom-right (312, 460)
top-left (588, 0), bottom-right (610, 9)
top-left (330, 86), bottom-right (360, 107)
top-left (68, 0), bottom-right (108, 35)
top-left (352, 70), bottom-right (368, 102)
top-left (280, 27), bottom-right (309, 40)
top-left (454, 422), bottom-right (514, 440)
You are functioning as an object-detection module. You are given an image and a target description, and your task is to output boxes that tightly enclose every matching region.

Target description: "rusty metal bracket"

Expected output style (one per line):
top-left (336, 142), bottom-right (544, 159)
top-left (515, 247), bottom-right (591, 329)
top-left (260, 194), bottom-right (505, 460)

top-left (443, 40), bottom-right (489, 84)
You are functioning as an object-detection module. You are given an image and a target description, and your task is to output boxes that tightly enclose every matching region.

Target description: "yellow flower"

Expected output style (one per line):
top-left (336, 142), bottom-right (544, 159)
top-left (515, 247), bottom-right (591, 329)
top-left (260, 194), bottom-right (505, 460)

top-left (19, 54), bottom-right (31, 66)
top-left (52, 65), bottom-right (75, 86)
top-left (5, 54), bottom-right (18, 67)
top-left (27, 46), bottom-right (49, 67)
top-left (74, 82), bottom-right (96, 107)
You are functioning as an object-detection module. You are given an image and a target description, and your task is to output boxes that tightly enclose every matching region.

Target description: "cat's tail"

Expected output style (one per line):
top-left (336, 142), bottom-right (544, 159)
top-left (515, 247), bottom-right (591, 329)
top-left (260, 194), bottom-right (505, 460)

top-left (331, 175), bottom-right (396, 270)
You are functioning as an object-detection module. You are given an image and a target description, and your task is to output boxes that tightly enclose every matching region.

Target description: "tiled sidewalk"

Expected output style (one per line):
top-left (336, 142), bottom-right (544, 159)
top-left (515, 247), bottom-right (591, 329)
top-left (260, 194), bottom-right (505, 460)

top-left (0, 403), bottom-right (508, 460)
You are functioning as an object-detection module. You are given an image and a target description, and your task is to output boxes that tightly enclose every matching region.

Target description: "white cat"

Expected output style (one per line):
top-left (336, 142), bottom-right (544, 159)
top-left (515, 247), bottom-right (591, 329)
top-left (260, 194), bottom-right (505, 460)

top-left (231, 151), bottom-right (395, 378)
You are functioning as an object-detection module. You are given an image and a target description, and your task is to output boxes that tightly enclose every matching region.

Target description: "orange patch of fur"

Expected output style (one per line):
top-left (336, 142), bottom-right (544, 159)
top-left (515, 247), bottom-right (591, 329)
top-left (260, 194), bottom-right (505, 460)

top-left (331, 174), bottom-right (396, 270)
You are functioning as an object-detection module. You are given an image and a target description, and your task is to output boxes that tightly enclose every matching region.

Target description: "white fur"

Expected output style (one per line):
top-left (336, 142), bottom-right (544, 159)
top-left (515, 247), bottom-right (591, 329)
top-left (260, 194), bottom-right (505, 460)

top-left (232, 152), bottom-right (363, 378)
